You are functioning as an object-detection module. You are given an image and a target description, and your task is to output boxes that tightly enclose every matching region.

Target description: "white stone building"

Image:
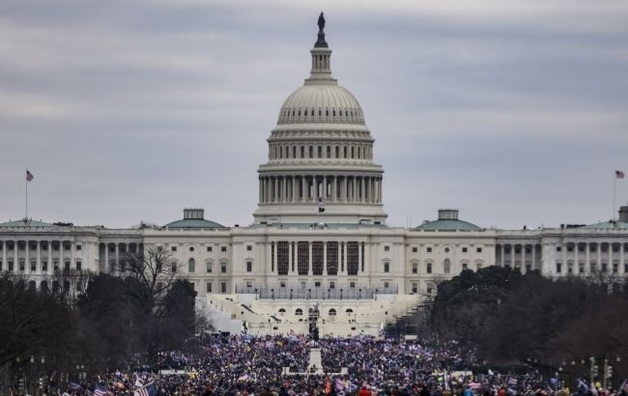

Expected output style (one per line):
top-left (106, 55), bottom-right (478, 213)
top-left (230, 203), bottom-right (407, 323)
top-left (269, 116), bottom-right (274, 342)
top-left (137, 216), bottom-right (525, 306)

top-left (2, 18), bottom-right (627, 337)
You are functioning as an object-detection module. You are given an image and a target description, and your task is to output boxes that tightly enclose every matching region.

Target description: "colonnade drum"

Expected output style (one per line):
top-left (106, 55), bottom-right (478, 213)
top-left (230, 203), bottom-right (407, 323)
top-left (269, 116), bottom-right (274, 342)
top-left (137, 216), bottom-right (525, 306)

top-left (259, 175), bottom-right (383, 205)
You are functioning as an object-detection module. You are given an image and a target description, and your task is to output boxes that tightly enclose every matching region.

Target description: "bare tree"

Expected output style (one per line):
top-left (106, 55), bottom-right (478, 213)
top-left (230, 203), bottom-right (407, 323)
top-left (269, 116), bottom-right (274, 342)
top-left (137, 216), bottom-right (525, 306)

top-left (122, 246), bottom-right (180, 300)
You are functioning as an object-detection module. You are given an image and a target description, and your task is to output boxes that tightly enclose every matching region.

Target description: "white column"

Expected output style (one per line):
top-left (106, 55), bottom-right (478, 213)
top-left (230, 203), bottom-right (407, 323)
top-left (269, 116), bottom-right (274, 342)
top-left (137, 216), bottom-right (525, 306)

top-left (323, 242), bottom-right (328, 276)
top-left (36, 240), bottom-right (41, 274)
top-left (24, 241), bottom-right (30, 275)
top-left (1, 241), bottom-right (6, 271)
top-left (585, 243), bottom-right (591, 274)
top-left (48, 241), bottom-right (53, 274)
top-left (510, 244), bottom-right (515, 267)
top-left (308, 242), bottom-right (313, 276)
top-left (521, 245), bottom-right (526, 273)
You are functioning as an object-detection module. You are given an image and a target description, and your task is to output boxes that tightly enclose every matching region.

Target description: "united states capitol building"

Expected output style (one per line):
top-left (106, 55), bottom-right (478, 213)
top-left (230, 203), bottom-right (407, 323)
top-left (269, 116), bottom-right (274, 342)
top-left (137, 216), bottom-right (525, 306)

top-left (2, 17), bottom-right (627, 337)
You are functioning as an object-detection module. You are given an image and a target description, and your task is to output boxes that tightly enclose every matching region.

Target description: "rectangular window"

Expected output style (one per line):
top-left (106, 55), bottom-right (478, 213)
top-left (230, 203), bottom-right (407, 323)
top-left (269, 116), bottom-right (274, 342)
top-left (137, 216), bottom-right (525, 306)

top-left (412, 247), bottom-right (418, 253)
top-left (19, 260), bottom-right (25, 272)
top-left (476, 247), bottom-right (482, 253)
top-left (246, 261), bottom-right (253, 272)
top-left (384, 246), bottom-right (390, 252)
top-left (277, 241), bottom-right (289, 276)
top-left (556, 263), bottom-right (562, 273)
top-left (207, 246), bottom-right (212, 252)
top-left (426, 247), bottom-right (432, 253)
top-left (412, 262), bottom-right (418, 274)
top-left (171, 246), bottom-right (177, 252)
top-left (297, 241), bottom-right (309, 276)
top-left (220, 282), bottom-right (227, 293)
top-left (556, 246), bottom-right (562, 252)
top-left (221, 246), bottom-right (227, 252)
top-left (462, 263), bottom-right (468, 270)
top-left (312, 241), bottom-right (324, 276)
top-left (247, 245), bottom-right (252, 251)
top-left (411, 283), bottom-right (418, 294)
top-left (8, 260), bottom-right (14, 271)
top-left (326, 241), bottom-right (338, 276)
top-left (64, 243), bottom-right (71, 251)
top-left (42, 260), bottom-right (48, 272)
top-left (64, 261), bottom-right (70, 272)
top-left (171, 263), bottom-right (177, 273)
top-left (426, 262), bottom-right (432, 274)
top-left (76, 245), bottom-right (82, 251)
top-left (383, 262), bottom-right (390, 273)
top-left (349, 281), bottom-right (356, 288)
top-left (188, 260), bottom-right (195, 273)
top-left (221, 262), bottom-right (227, 273)
top-left (206, 262), bottom-right (212, 273)
top-left (347, 241), bottom-right (359, 276)
top-left (30, 260), bottom-right (37, 272)
top-left (462, 247), bottom-right (468, 253)
top-left (76, 261), bottom-right (82, 271)
top-left (206, 282), bottom-right (212, 293)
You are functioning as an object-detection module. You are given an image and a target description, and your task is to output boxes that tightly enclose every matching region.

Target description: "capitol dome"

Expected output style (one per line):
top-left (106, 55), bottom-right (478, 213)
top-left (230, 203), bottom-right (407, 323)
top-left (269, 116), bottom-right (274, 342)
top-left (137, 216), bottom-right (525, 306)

top-left (253, 14), bottom-right (387, 225)
top-left (277, 85), bottom-right (365, 125)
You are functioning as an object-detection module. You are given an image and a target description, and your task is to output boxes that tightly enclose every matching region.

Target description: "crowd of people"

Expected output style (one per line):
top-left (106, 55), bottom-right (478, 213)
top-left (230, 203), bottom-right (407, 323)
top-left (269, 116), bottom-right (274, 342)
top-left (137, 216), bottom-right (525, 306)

top-left (46, 334), bottom-right (628, 396)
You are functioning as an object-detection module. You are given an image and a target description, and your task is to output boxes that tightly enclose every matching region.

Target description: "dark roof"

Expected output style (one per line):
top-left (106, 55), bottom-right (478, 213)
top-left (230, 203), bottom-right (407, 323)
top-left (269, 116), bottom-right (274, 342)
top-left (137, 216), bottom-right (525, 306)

top-left (163, 218), bottom-right (227, 230)
top-left (414, 219), bottom-right (481, 231)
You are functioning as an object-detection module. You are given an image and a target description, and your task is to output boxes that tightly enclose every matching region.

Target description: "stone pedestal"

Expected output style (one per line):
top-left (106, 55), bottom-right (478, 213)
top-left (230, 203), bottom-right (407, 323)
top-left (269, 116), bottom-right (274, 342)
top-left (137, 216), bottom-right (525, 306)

top-left (308, 347), bottom-right (323, 373)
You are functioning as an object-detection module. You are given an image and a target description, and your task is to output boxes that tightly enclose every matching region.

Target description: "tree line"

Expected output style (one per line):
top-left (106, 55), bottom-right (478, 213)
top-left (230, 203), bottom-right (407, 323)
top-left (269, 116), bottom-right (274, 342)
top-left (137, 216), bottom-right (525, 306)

top-left (427, 266), bottom-right (628, 380)
top-left (0, 248), bottom-right (200, 393)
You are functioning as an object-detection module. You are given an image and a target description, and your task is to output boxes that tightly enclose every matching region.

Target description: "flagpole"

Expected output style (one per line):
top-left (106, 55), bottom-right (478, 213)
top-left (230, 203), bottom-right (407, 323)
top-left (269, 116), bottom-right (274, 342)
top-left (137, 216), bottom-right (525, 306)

top-left (25, 168), bottom-right (29, 221)
top-left (613, 172), bottom-right (617, 222)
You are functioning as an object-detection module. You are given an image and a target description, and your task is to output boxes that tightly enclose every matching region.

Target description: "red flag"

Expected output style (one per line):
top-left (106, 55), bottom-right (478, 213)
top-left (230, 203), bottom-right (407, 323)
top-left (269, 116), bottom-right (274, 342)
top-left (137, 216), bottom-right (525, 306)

top-left (616, 170), bottom-right (625, 179)
top-left (26, 170), bottom-right (34, 182)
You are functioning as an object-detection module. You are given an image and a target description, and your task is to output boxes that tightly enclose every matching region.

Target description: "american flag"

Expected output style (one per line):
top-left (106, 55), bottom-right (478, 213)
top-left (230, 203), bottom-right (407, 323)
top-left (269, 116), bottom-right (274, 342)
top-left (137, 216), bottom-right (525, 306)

top-left (616, 170), bottom-right (625, 179)
top-left (26, 170), bottom-right (34, 182)
top-left (134, 382), bottom-right (156, 396)
top-left (94, 384), bottom-right (114, 396)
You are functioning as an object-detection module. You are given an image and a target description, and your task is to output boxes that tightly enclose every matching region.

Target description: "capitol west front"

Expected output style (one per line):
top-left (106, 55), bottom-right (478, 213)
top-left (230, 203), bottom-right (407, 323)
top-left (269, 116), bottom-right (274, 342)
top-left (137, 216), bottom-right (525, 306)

top-left (1, 17), bottom-right (628, 336)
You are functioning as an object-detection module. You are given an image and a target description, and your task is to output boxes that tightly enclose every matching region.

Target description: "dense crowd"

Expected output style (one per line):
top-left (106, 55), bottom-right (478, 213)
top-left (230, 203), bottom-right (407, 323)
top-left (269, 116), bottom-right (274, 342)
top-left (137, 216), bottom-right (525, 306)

top-left (40, 334), bottom-right (628, 396)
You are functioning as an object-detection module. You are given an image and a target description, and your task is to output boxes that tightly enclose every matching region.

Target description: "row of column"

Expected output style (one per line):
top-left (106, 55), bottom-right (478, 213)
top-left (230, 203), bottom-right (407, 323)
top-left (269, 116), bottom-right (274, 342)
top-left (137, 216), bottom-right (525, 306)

top-left (270, 142), bottom-right (372, 161)
top-left (0, 240), bottom-right (81, 274)
top-left (259, 175), bottom-right (382, 205)
top-left (553, 242), bottom-right (626, 274)
top-left (270, 241), bottom-right (365, 276)
top-left (99, 242), bottom-right (142, 273)
top-left (498, 244), bottom-right (541, 273)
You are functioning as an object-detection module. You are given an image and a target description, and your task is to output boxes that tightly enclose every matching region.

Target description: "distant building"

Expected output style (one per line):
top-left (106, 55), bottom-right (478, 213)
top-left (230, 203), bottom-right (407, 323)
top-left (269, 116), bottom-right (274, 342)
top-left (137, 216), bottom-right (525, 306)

top-left (2, 17), bottom-right (627, 337)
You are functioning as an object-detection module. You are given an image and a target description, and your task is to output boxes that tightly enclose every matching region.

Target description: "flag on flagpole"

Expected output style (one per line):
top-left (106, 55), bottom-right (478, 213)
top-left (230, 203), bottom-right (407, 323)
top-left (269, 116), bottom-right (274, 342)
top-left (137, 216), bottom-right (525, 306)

top-left (133, 382), bottom-right (156, 396)
top-left (26, 170), bottom-right (34, 182)
top-left (318, 196), bottom-right (325, 213)
top-left (616, 170), bottom-right (625, 179)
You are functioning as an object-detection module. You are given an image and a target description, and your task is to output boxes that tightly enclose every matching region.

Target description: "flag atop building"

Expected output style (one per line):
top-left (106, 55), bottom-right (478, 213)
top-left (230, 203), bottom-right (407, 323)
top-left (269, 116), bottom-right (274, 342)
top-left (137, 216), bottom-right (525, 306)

top-left (26, 170), bottom-right (34, 182)
top-left (616, 170), bottom-right (625, 179)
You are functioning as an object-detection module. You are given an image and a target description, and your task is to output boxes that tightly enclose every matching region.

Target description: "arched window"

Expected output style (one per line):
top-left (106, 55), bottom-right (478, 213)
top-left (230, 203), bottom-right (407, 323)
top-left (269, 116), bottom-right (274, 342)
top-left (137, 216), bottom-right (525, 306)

top-left (443, 258), bottom-right (451, 274)
top-left (328, 308), bottom-right (337, 316)
top-left (345, 308), bottom-right (353, 313)
top-left (188, 258), bottom-right (196, 273)
top-left (278, 308), bottom-right (286, 314)
top-left (295, 308), bottom-right (303, 316)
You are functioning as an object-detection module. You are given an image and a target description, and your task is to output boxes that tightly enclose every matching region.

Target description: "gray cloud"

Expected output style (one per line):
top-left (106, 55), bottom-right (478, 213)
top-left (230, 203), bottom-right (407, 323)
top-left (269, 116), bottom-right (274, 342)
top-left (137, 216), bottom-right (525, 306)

top-left (1, 0), bottom-right (627, 229)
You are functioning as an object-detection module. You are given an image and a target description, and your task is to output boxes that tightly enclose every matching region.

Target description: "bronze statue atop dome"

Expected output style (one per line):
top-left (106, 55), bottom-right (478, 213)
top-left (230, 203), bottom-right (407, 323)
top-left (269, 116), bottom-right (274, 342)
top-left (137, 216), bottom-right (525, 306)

top-left (314, 12), bottom-right (328, 48)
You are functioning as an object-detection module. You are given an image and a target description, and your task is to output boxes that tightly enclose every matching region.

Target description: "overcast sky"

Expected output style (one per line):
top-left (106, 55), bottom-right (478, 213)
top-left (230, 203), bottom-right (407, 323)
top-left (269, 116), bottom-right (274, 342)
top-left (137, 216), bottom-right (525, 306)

top-left (1, 0), bottom-right (627, 230)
